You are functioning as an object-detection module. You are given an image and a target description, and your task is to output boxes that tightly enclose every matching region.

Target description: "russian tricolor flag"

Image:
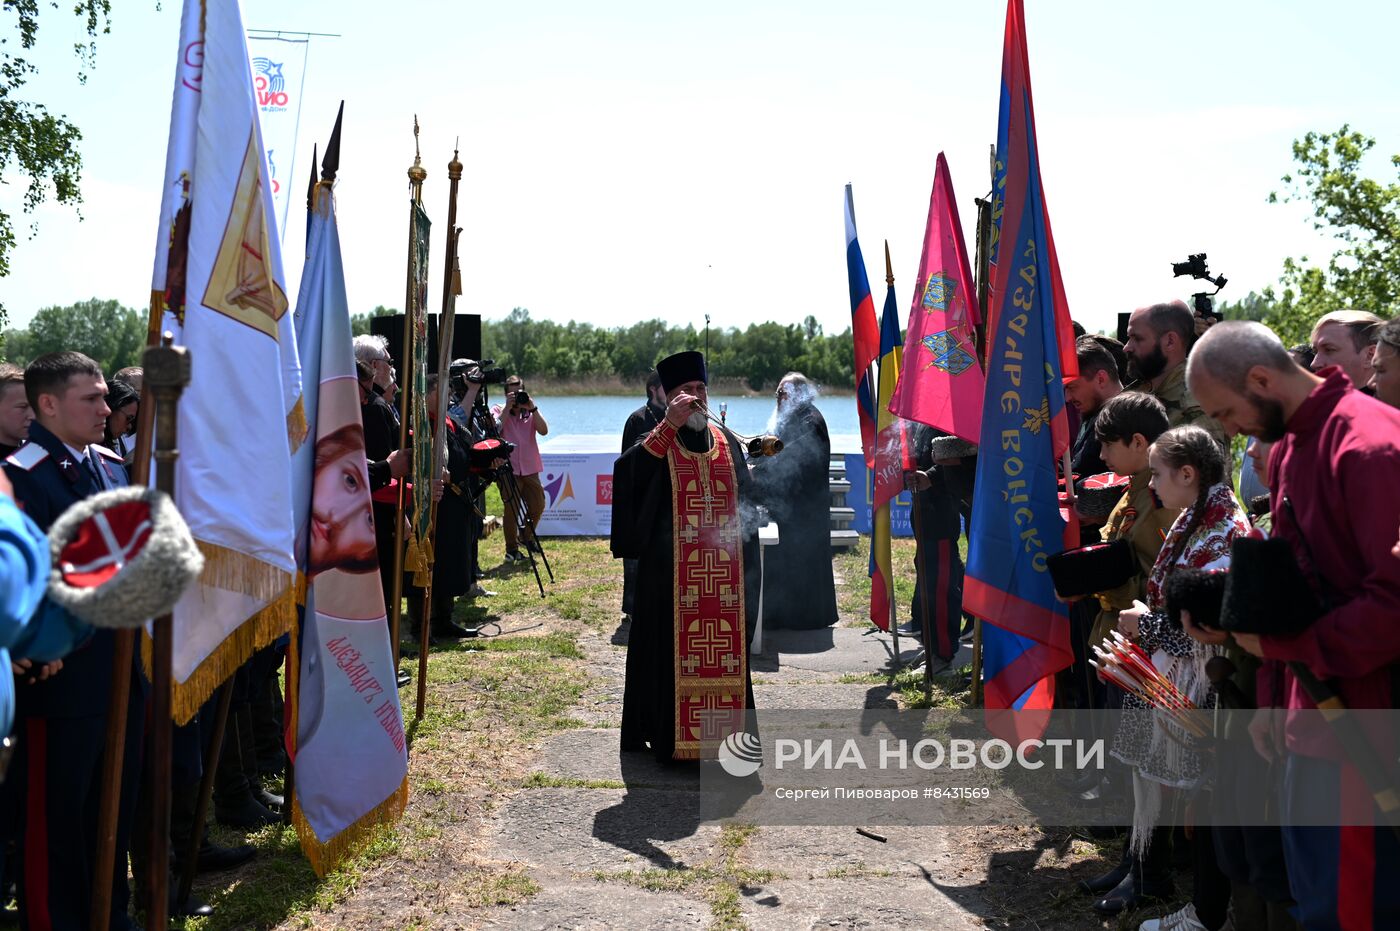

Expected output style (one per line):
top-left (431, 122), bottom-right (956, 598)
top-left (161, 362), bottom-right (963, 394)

top-left (844, 184), bottom-right (882, 470)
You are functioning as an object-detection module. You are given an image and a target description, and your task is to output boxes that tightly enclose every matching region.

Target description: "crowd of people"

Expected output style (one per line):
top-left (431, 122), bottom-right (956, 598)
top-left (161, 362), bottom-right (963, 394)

top-left (612, 302), bottom-right (1400, 931)
top-left (0, 333), bottom-right (553, 928)
top-left (0, 296), bottom-right (1395, 930)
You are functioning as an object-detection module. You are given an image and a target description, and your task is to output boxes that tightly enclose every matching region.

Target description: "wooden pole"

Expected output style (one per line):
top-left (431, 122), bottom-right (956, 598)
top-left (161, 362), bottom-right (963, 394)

top-left (391, 119), bottom-right (428, 671)
top-left (176, 679), bottom-right (233, 908)
top-left (144, 335), bottom-right (192, 931)
top-left (879, 240), bottom-right (901, 662)
top-left (90, 296), bottom-right (167, 931)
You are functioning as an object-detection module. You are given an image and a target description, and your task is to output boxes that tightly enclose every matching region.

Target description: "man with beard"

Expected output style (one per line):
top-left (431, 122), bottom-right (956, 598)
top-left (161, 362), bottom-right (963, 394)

top-left (611, 351), bottom-right (759, 762)
top-left (1123, 301), bottom-right (1227, 448)
top-left (749, 372), bottom-right (838, 630)
top-left (1187, 321), bottom-right (1400, 930)
top-left (619, 370), bottom-right (667, 620)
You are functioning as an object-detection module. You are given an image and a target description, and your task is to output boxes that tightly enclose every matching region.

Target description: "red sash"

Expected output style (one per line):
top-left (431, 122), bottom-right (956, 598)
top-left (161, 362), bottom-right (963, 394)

top-left (662, 424), bottom-right (747, 759)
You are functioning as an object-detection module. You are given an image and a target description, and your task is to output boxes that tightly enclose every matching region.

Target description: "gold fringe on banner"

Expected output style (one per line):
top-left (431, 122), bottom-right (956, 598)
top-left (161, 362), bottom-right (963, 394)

top-left (291, 776), bottom-right (409, 878)
top-left (286, 395), bottom-right (309, 454)
top-left (142, 540), bottom-right (299, 723)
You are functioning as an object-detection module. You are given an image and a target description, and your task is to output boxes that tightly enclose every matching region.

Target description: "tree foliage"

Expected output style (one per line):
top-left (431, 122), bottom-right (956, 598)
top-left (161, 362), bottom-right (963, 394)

top-left (1, 1), bottom-right (113, 324)
top-left (481, 307), bottom-right (856, 391)
top-left (1264, 125), bottom-right (1400, 344)
top-left (350, 305), bottom-right (397, 337)
top-left (2, 297), bottom-right (144, 374)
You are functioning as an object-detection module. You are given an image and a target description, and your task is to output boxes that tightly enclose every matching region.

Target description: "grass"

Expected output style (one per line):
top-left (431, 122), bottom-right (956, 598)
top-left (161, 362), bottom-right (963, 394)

top-left (171, 536), bottom-right (622, 930)
top-left (832, 536), bottom-right (969, 629)
top-left (519, 772), bottom-right (626, 790)
top-left (590, 822), bottom-right (782, 931)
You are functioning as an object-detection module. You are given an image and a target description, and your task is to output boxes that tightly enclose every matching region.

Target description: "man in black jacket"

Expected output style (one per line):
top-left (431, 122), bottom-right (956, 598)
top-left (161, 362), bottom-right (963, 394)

top-left (619, 370), bottom-right (666, 619)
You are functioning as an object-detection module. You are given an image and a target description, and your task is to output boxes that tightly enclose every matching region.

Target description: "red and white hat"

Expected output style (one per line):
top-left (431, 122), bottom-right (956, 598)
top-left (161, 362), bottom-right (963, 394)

top-left (46, 487), bottom-right (204, 629)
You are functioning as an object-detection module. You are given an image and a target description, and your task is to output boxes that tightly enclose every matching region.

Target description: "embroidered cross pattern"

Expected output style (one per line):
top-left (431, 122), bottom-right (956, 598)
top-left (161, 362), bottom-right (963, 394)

top-left (688, 548), bottom-right (730, 596)
top-left (685, 616), bottom-right (733, 669)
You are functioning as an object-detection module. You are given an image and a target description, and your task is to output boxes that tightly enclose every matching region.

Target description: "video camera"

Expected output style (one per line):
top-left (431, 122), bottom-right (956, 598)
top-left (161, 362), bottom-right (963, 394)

top-left (448, 358), bottom-right (508, 398)
top-left (1170, 252), bottom-right (1228, 322)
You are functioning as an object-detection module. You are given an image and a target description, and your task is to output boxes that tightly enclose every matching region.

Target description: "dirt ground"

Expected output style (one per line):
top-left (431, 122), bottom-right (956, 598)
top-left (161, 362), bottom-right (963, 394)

top-left (178, 539), bottom-right (1184, 930)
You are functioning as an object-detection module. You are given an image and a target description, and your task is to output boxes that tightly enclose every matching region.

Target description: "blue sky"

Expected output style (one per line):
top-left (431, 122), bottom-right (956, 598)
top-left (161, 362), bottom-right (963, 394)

top-left (2, 0), bottom-right (1397, 337)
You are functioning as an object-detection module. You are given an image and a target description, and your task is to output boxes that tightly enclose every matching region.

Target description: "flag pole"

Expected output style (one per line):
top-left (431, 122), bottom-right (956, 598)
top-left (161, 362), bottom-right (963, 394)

top-left (391, 119), bottom-right (427, 671)
top-left (968, 144), bottom-right (997, 710)
top-left (881, 240), bottom-right (902, 663)
top-left (417, 144), bottom-right (463, 722)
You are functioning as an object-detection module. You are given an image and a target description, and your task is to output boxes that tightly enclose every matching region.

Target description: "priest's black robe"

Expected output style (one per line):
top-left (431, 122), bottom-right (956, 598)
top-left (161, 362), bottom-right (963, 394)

top-left (749, 402), bottom-right (838, 629)
top-left (611, 423), bottom-right (760, 763)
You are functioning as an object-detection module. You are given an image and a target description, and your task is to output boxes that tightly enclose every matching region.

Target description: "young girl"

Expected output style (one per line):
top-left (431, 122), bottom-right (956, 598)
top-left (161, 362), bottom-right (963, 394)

top-left (1111, 425), bottom-right (1251, 931)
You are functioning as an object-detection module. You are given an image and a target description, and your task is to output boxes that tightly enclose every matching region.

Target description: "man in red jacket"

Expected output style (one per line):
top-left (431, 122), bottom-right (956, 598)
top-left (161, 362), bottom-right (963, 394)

top-left (1188, 320), bottom-right (1400, 930)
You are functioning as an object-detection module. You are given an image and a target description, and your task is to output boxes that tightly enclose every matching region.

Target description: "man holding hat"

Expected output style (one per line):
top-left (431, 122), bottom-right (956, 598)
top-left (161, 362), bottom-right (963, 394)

top-left (611, 350), bottom-right (760, 763)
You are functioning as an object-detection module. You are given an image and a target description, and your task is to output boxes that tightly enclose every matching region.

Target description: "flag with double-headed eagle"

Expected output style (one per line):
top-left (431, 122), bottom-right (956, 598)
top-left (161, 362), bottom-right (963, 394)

top-left (150, 0), bottom-right (303, 722)
top-left (889, 153), bottom-right (986, 442)
top-left (965, 0), bottom-right (1078, 736)
top-left (287, 119), bottom-right (408, 876)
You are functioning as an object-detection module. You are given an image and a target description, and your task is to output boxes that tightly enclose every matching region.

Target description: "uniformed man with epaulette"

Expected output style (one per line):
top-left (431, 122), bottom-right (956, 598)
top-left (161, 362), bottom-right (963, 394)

top-left (1122, 301), bottom-right (1229, 448)
top-left (2, 351), bottom-right (143, 931)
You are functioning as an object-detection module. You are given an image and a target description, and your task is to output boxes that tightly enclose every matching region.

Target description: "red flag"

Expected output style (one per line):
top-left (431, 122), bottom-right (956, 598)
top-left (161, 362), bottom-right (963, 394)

top-left (889, 153), bottom-right (986, 444)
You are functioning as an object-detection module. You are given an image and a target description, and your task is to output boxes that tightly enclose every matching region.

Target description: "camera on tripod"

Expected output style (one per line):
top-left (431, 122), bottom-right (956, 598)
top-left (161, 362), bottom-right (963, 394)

top-left (1170, 252), bottom-right (1228, 322)
top-left (448, 358), bottom-right (508, 398)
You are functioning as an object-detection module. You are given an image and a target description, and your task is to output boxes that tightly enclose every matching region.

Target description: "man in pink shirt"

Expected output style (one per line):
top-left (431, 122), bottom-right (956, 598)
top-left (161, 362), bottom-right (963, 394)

top-left (492, 375), bottom-right (548, 561)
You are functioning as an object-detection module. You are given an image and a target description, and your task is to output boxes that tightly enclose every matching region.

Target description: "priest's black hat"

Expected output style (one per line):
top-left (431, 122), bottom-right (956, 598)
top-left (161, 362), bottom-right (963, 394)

top-left (656, 351), bottom-right (708, 394)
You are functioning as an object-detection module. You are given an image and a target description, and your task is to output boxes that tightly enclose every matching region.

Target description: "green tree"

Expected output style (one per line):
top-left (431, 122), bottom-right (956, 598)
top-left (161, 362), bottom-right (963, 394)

top-left (1, 2), bottom-right (113, 322)
top-left (11, 298), bottom-right (144, 374)
top-left (349, 305), bottom-right (396, 337)
top-left (1265, 125), bottom-right (1400, 344)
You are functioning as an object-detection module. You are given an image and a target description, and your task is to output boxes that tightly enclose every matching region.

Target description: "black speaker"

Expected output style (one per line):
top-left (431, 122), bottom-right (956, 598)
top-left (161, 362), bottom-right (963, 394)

top-left (369, 313), bottom-right (482, 389)
top-left (1116, 312), bottom-right (1131, 345)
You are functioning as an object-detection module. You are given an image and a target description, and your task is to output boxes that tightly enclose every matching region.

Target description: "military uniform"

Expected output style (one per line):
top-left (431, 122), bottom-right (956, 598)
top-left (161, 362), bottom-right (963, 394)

top-left (906, 425), bottom-right (973, 661)
top-left (1089, 470), bottom-right (1179, 647)
top-left (3, 421), bottom-right (144, 931)
top-left (1146, 362), bottom-right (1228, 449)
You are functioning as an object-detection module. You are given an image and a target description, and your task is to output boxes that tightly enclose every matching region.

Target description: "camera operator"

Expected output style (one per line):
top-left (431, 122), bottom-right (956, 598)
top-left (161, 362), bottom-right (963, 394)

top-left (492, 376), bottom-right (548, 562)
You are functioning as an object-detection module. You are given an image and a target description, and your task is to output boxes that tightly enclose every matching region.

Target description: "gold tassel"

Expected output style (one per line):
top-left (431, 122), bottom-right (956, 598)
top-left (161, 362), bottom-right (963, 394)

top-left (196, 540), bottom-right (296, 602)
top-left (143, 585), bottom-right (298, 724)
top-left (286, 395), bottom-right (309, 454)
top-left (290, 775), bottom-right (409, 878)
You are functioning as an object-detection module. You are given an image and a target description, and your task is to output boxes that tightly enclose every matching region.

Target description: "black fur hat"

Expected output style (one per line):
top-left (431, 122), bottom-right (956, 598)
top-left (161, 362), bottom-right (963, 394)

top-left (1046, 539), bottom-right (1135, 600)
top-left (1164, 568), bottom-right (1227, 630)
top-left (1219, 536), bottom-right (1323, 635)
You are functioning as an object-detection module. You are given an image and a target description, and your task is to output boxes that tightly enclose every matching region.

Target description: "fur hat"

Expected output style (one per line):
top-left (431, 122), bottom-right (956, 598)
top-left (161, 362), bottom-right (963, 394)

top-left (1046, 539), bottom-right (1135, 599)
top-left (1075, 472), bottom-right (1131, 520)
top-left (1219, 535), bottom-right (1322, 636)
top-left (47, 487), bottom-right (204, 629)
top-left (928, 435), bottom-right (978, 460)
top-left (1164, 568), bottom-right (1227, 630)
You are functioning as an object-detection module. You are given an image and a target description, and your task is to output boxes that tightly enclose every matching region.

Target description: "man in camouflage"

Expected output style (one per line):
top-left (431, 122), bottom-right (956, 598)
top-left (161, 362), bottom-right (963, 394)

top-left (1123, 300), bottom-right (1228, 446)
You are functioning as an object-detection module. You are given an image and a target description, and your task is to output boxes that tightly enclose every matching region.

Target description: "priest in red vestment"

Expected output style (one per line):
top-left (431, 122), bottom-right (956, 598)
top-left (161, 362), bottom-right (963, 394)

top-left (611, 351), bottom-right (760, 763)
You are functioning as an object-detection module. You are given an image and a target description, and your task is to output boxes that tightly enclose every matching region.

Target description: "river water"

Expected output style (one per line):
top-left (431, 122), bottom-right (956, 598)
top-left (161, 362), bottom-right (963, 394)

top-left (512, 394), bottom-right (862, 453)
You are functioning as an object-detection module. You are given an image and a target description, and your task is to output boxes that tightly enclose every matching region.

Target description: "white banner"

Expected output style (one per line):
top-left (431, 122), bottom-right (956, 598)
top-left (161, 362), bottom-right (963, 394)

top-left (535, 436), bottom-right (616, 536)
top-left (246, 34), bottom-right (309, 243)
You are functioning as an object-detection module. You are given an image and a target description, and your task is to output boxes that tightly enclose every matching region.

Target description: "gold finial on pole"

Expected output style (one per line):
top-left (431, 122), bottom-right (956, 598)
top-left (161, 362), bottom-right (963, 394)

top-left (408, 115), bottom-right (427, 191)
top-left (884, 239), bottom-right (894, 288)
top-left (448, 137), bottom-right (463, 181)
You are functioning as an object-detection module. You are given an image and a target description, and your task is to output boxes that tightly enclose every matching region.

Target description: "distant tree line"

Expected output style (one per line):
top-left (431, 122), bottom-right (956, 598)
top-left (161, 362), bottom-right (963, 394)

top-left (2, 301), bottom-right (855, 393)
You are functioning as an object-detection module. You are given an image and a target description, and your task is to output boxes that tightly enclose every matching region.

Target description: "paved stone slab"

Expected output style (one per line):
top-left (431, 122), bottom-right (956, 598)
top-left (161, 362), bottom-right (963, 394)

top-left (535, 728), bottom-right (705, 791)
top-left (752, 682), bottom-right (899, 711)
top-left (753, 627), bottom-right (972, 683)
top-left (492, 788), bottom-right (718, 873)
top-left (742, 824), bottom-right (960, 879)
top-left (739, 877), bottom-right (983, 930)
top-left (482, 881), bottom-right (708, 930)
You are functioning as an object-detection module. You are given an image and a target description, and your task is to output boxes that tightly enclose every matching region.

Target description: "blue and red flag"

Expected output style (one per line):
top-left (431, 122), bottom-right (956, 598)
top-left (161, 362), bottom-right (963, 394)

top-left (966, 0), bottom-right (1079, 731)
top-left (844, 184), bottom-right (882, 469)
top-left (869, 251), bottom-right (911, 630)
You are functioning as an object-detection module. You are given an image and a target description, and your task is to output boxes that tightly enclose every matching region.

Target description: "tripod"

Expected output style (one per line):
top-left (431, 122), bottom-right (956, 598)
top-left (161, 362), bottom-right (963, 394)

top-left (466, 385), bottom-right (554, 598)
